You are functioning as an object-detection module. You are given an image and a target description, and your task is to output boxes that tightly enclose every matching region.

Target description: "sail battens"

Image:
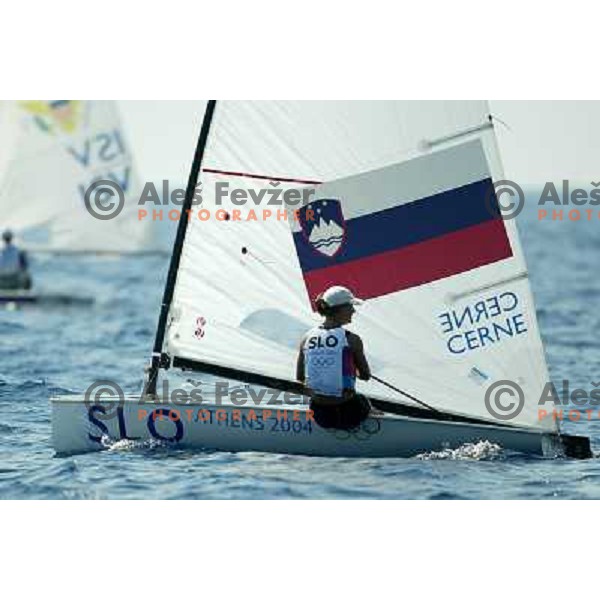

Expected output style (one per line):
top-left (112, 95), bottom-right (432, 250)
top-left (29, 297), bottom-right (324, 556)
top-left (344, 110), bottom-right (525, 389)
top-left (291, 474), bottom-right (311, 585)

top-left (449, 271), bottom-right (530, 302)
top-left (421, 120), bottom-right (495, 149)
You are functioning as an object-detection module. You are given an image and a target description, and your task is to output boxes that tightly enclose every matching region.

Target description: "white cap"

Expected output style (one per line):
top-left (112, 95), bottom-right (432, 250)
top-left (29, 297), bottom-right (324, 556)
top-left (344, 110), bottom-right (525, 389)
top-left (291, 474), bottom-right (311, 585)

top-left (320, 285), bottom-right (363, 308)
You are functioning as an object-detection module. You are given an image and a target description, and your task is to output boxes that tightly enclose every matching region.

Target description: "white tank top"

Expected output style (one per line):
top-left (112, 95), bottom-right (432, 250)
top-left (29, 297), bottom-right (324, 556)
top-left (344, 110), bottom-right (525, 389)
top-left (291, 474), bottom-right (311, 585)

top-left (0, 245), bottom-right (21, 275)
top-left (303, 326), bottom-right (356, 396)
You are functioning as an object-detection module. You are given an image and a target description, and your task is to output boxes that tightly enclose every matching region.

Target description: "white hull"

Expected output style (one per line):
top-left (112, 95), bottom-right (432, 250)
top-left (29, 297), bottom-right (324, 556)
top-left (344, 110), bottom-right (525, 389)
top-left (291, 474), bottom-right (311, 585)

top-left (0, 289), bottom-right (93, 307)
top-left (51, 394), bottom-right (560, 458)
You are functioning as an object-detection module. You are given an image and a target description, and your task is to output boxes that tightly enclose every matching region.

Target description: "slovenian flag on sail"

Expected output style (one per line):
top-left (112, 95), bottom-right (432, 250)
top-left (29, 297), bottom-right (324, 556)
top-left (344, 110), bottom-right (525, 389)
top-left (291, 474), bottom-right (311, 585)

top-left (292, 139), bottom-right (513, 302)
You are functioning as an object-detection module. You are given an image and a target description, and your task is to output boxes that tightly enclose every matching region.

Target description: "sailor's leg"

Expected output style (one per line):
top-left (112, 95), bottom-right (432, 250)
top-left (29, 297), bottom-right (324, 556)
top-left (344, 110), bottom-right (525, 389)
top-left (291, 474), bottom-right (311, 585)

top-left (21, 272), bottom-right (32, 290)
top-left (309, 395), bottom-right (342, 429)
top-left (337, 393), bottom-right (372, 430)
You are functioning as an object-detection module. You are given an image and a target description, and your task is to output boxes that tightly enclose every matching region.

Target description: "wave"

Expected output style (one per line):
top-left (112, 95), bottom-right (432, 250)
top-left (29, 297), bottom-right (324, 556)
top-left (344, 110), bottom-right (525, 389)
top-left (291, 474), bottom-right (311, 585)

top-left (416, 440), bottom-right (504, 461)
top-left (101, 435), bottom-right (168, 453)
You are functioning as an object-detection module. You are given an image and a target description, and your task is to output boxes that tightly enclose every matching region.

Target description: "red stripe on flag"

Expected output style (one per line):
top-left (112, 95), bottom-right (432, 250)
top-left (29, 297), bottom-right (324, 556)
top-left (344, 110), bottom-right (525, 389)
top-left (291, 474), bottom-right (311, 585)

top-left (303, 219), bottom-right (513, 302)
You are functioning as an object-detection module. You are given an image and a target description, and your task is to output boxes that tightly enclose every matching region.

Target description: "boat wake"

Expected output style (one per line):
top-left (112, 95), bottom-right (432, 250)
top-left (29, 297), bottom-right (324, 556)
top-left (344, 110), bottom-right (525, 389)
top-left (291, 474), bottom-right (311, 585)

top-left (416, 440), bottom-right (504, 461)
top-left (100, 435), bottom-right (167, 453)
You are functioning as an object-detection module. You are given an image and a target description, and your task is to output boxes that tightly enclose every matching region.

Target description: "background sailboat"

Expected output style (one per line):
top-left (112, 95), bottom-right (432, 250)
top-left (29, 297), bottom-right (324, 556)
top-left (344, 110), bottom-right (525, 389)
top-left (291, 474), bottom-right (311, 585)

top-left (52, 100), bottom-right (591, 457)
top-left (0, 100), bottom-right (165, 306)
top-left (0, 100), bottom-right (162, 254)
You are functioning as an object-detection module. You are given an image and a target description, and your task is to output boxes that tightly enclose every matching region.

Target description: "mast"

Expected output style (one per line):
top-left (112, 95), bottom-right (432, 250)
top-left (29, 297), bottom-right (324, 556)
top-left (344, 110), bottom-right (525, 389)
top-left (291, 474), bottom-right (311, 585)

top-left (145, 100), bottom-right (217, 395)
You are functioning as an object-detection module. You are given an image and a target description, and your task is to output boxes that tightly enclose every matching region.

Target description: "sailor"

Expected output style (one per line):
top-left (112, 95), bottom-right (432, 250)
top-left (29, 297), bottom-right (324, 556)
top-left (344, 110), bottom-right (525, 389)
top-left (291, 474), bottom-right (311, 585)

top-left (0, 230), bottom-right (32, 290)
top-left (296, 285), bottom-right (372, 430)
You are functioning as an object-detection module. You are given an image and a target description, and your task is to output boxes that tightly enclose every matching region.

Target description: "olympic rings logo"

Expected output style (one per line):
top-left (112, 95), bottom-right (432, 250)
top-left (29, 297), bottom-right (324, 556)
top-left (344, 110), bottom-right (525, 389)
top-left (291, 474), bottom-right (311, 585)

top-left (328, 416), bottom-right (382, 441)
top-left (309, 356), bottom-right (336, 367)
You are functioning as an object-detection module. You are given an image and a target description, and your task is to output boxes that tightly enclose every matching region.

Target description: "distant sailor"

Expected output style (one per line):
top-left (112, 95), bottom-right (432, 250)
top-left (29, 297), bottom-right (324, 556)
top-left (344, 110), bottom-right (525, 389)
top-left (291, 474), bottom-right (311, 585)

top-left (0, 230), bottom-right (32, 290)
top-left (296, 285), bottom-right (372, 430)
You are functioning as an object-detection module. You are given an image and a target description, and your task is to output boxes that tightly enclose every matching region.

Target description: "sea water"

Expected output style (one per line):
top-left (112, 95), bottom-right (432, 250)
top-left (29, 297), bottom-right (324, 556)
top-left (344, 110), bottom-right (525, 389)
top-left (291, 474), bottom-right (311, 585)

top-left (2, 195), bottom-right (600, 499)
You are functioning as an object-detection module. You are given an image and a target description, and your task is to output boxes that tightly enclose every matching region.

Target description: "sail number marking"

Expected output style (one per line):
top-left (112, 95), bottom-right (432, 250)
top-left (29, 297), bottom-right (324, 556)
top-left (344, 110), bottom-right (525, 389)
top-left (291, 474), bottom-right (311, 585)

top-left (438, 291), bottom-right (529, 355)
top-left (87, 406), bottom-right (313, 445)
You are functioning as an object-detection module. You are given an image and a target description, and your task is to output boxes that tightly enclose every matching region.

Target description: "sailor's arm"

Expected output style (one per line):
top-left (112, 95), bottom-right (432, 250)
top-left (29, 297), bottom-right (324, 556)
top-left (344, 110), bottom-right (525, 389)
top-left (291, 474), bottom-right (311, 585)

top-left (348, 332), bottom-right (371, 381)
top-left (296, 338), bottom-right (306, 382)
top-left (19, 250), bottom-right (28, 270)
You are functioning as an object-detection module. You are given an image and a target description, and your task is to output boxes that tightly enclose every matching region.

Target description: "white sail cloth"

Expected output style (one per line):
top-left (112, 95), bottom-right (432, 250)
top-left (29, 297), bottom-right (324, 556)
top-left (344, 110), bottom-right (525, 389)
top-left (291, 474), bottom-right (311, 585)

top-left (165, 101), bottom-right (554, 431)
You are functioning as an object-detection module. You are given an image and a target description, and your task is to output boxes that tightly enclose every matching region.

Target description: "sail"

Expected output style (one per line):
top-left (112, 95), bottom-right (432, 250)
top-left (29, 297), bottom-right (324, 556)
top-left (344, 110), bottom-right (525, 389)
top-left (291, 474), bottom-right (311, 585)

top-left (163, 101), bottom-right (553, 432)
top-left (0, 100), bottom-right (159, 253)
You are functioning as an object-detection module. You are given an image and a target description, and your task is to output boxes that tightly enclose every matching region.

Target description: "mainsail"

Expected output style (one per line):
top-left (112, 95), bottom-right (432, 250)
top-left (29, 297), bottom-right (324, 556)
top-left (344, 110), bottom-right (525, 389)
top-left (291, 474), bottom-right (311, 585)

top-left (0, 100), bottom-right (159, 253)
top-left (153, 101), bottom-right (554, 432)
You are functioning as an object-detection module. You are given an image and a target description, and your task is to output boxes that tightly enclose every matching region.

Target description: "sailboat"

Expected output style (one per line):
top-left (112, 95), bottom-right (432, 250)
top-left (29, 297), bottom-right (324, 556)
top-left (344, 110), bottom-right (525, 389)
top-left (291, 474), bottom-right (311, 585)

top-left (0, 100), bottom-right (162, 306)
top-left (51, 101), bottom-right (592, 458)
